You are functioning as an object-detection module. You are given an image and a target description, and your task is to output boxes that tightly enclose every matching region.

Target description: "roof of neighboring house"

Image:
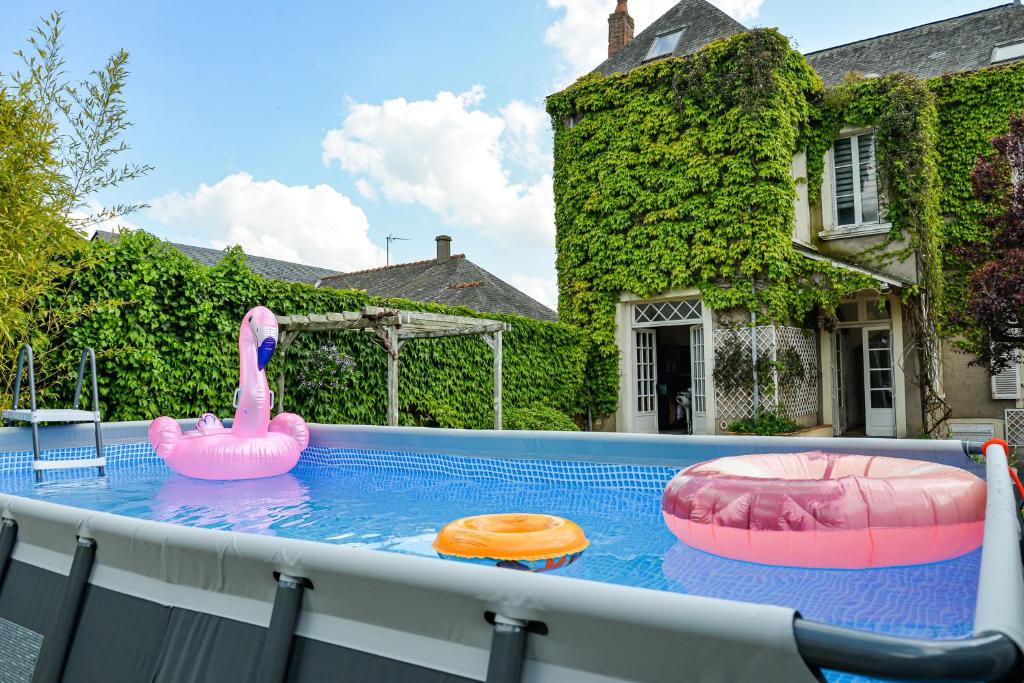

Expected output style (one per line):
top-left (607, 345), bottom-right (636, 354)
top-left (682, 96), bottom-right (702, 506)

top-left (91, 230), bottom-right (337, 283)
top-left (805, 3), bottom-right (1024, 86)
top-left (318, 255), bottom-right (558, 322)
top-left (592, 0), bottom-right (745, 76)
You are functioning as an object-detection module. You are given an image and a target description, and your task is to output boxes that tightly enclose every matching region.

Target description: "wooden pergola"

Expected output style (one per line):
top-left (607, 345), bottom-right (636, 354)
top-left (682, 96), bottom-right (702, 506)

top-left (275, 307), bottom-right (510, 429)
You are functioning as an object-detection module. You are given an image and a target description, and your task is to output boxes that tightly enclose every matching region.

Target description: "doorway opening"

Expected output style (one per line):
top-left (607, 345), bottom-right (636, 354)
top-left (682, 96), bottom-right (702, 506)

top-left (834, 324), bottom-right (895, 438)
top-left (656, 326), bottom-right (692, 433)
top-left (633, 323), bottom-right (707, 434)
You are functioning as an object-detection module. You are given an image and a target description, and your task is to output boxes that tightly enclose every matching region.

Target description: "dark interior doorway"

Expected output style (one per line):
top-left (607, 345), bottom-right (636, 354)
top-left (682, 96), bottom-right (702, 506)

top-left (838, 327), bottom-right (865, 434)
top-left (656, 327), bottom-right (692, 432)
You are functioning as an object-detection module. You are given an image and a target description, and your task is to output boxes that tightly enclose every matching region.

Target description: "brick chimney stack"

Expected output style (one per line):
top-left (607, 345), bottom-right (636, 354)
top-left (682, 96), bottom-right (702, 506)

top-left (608, 0), bottom-right (634, 58)
top-left (435, 234), bottom-right (452, 263)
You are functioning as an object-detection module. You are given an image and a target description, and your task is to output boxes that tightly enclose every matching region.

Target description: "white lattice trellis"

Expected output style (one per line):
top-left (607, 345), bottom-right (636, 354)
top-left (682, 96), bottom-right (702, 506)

top-left (1006, 409), bottom-right (1024, 448)
top-left (713, 326), bottom-right (818, 426)
top-left (776, 326), bottom-right (818, 418)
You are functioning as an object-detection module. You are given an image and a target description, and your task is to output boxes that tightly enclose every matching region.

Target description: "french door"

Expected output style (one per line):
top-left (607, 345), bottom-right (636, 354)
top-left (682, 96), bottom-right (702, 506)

top-left (863, 326), bottom-right (896, 437)
top-left (634, 330), bottom-right (658, 433)
top-left (690, 326), bottom-right (707, 435)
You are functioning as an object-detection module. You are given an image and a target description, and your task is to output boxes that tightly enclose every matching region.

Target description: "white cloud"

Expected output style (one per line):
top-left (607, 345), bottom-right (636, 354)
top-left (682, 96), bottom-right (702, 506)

top-left (716, 0), bottom-right (763, 22)
top-left (354, 178), bottom-right (378, 201)
top-left (545, 0), bottom-right (763, 83)
top-left (499, 100), bottom-right (552, 174)
top-left (509, 273), bottom-right (559, 309)
top-left (148, 173), bottom-right (384, 271)
top-left (321, 87), bottom-right (554, 247)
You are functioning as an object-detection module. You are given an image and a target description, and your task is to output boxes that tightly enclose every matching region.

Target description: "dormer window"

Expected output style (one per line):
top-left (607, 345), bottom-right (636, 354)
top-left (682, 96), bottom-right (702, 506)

top-left (645, 28), bottom-right (684, 61)
top-left (565, 112), bottom-right (583, 130)
top-left (992, 39), bottom-right (1024, 64)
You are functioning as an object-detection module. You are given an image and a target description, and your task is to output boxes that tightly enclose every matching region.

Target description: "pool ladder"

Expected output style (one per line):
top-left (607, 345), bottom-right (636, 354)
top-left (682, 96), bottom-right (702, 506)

top-left (2, 345), bottom-right (105, 482)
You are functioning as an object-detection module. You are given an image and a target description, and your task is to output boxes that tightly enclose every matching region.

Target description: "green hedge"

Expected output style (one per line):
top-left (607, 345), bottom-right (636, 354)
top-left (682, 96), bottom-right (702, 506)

top-left (42, 230), bottom-right (584, 429)
top-left (503, 403), bottom-right (580, 431)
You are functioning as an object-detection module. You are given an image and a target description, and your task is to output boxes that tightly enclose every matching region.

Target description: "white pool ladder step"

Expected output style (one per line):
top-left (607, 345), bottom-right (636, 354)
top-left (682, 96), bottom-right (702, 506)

top-left (1, 345), bottom-right (106, 482)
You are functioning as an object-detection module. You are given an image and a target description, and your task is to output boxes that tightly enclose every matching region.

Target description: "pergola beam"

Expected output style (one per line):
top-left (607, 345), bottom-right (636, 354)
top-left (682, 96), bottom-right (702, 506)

top-left (275, 307), bottom-right (509, 429)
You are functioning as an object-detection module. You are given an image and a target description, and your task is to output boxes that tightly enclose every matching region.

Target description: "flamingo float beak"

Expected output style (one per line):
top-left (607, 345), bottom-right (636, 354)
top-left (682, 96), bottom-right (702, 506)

top-left (249, 316), bottom-right (278, 371)
top-left (257, 336), bottom-right (276, 371)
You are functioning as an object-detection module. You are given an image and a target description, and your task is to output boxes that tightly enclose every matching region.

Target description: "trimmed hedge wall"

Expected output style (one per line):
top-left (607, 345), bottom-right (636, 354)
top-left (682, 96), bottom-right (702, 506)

top-left (47, 231), bottom-right (585, 428)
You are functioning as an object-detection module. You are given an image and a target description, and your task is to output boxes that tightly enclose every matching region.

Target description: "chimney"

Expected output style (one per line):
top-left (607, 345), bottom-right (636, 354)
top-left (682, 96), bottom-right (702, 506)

top-left (608, 0), bottom-right (634, 58)
top-left (435, 234), bottom-right (452, 263)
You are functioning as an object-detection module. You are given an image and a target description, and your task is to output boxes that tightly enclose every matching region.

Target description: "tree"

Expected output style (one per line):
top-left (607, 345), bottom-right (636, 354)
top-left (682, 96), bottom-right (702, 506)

top-left (963, 113), bottom-right (1024, 372)
top-left (1, 11), bottom-right (149, 406)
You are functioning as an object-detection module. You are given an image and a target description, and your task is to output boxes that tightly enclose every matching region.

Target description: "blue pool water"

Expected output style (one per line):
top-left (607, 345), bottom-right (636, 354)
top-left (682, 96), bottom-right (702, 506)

top-left (0, 443), bottom-right (981, 683)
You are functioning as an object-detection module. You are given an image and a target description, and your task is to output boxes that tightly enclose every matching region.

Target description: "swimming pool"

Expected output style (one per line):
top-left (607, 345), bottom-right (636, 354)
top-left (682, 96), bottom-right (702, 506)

top-left (0, 422), bottom-right (1019, 683)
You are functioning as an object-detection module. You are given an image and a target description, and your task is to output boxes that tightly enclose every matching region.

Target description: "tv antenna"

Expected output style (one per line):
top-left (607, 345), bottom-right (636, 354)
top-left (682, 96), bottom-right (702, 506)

top-left (385, 234), bottom-right (409, 266)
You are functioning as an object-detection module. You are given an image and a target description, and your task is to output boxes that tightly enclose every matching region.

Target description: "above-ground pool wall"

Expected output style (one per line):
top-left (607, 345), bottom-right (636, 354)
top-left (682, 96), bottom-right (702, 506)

top-left (0, 421), bottom-right (1019, 681)
top-left (0, 492), bottom-right (818, 682)
top-left (304, 423), bottom-right (987, 478)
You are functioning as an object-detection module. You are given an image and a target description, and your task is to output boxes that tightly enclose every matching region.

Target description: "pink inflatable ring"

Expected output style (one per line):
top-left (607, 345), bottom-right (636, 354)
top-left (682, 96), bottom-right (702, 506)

top-left (662, 451), bottom-right (986, 569)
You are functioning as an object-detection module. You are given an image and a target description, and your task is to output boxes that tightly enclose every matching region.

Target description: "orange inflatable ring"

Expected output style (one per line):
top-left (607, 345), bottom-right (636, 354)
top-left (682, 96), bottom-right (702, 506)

top-left (433, 513), bottom-right (589, 572)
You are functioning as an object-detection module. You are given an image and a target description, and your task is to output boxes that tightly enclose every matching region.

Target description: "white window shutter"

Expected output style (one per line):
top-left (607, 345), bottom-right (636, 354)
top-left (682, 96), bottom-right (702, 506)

top-left (991, 363), bottom-right (1021, 400)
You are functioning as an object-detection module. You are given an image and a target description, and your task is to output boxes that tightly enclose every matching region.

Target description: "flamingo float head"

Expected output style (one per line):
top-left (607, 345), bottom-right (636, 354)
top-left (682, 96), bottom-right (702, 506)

top-left (246, 306), bottom-right (279, 371)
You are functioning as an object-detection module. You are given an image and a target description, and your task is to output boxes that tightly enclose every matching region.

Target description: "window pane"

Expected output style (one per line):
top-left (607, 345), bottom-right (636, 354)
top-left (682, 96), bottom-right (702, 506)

top-left (646, 29), bottom-right (684, 59)
top-left (858, 134), bottom-right (879, 223)
top-left (871, 390), bottom-right (893, 409)
top-left (868, 329), bottom-right (891, 349)
top-left (836, 302), bottom-right (859, 322)
top-left (866, 299), bottom-right (889, 320)
top-left (833, 138), bottom-right (853, 166)
top-left (869, 350), bottom-right (891, 369)
top-left (870, 369), bottom-right (893, 389)
top-left (833, 139), bottom-right (855, 225)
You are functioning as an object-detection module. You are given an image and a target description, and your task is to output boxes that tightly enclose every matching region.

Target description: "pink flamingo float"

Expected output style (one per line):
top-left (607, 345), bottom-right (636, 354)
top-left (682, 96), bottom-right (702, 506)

top-left (149, 306), bottom-right (309, 480)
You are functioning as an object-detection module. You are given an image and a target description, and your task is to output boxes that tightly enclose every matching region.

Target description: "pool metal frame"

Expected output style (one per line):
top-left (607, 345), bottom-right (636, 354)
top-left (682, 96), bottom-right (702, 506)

top-left (0, 422), bottom-right (1020, 682)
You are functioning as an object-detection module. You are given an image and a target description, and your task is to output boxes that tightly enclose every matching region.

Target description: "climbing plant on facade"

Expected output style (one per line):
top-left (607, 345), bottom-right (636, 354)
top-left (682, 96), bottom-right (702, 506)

top-left (548, 29), bottom-right (873, 416)
top-left (803, 72), bottom-right (949, 433)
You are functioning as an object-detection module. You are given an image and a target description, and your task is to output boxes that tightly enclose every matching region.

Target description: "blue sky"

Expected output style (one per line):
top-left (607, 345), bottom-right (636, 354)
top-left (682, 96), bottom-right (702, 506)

top-left (0, 0), bottom-right (1008, 307)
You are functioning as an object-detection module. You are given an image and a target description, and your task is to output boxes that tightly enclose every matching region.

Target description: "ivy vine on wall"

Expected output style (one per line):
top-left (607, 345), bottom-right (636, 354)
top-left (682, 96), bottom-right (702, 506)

top-left (547, 29), bottom-right (874, 416)
top-left (37, 231), bottom-right (586, 429)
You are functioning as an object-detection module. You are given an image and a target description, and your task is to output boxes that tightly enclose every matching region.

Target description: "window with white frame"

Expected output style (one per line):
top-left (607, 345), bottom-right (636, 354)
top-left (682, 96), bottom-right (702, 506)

top-left (832, 132), bottom-right (882, 228)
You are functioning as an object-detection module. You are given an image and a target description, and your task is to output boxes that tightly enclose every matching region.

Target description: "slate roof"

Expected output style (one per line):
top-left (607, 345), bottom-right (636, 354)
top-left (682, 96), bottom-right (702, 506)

top-left (593, 0), bottom-right (745, 76)
top-left (318, 256), bottom-right (558, 322)
top-left (806, 3), bottom-right (1024, 86)
top-left (91, 230), bottom-right (337, 283)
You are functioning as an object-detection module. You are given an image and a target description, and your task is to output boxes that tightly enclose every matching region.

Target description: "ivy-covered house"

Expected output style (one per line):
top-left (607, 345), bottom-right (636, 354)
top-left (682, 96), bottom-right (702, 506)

top-left (548, 0), bottom-right (1024, 439)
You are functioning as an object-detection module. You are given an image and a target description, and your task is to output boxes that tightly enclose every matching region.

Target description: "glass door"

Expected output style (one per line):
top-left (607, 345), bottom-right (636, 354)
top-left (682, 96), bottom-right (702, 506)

top-left (863, 326), bottom-right (895, 437)
top-left (690, 325), bottom-right (706, 435)
top-left (634, 330), bottom-right (658, 433)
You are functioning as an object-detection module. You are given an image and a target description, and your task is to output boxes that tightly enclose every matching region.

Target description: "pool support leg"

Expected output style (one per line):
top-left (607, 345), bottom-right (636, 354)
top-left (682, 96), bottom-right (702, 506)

top-left (256, 574), bottom-right (306, 683)
top-left (486, 614), bottom-right (528, 683)
top-left (0, 519), bottom-right (17, 588)
top-left (32, 537), bottom-right (96, 683)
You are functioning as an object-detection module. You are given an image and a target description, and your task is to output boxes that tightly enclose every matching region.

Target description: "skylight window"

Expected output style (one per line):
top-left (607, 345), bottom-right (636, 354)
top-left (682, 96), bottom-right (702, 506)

top-left (992, 40), bottom-right (1024, 64)
top-left (645, 28), bottom-right (685, 61)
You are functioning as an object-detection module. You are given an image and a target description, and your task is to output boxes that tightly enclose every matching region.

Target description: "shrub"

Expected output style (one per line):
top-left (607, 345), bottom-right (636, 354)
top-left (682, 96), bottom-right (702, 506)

top-left (727, 411), bottom-right (800, 435)
top-left (503, 403), bottom-right (579, 432)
